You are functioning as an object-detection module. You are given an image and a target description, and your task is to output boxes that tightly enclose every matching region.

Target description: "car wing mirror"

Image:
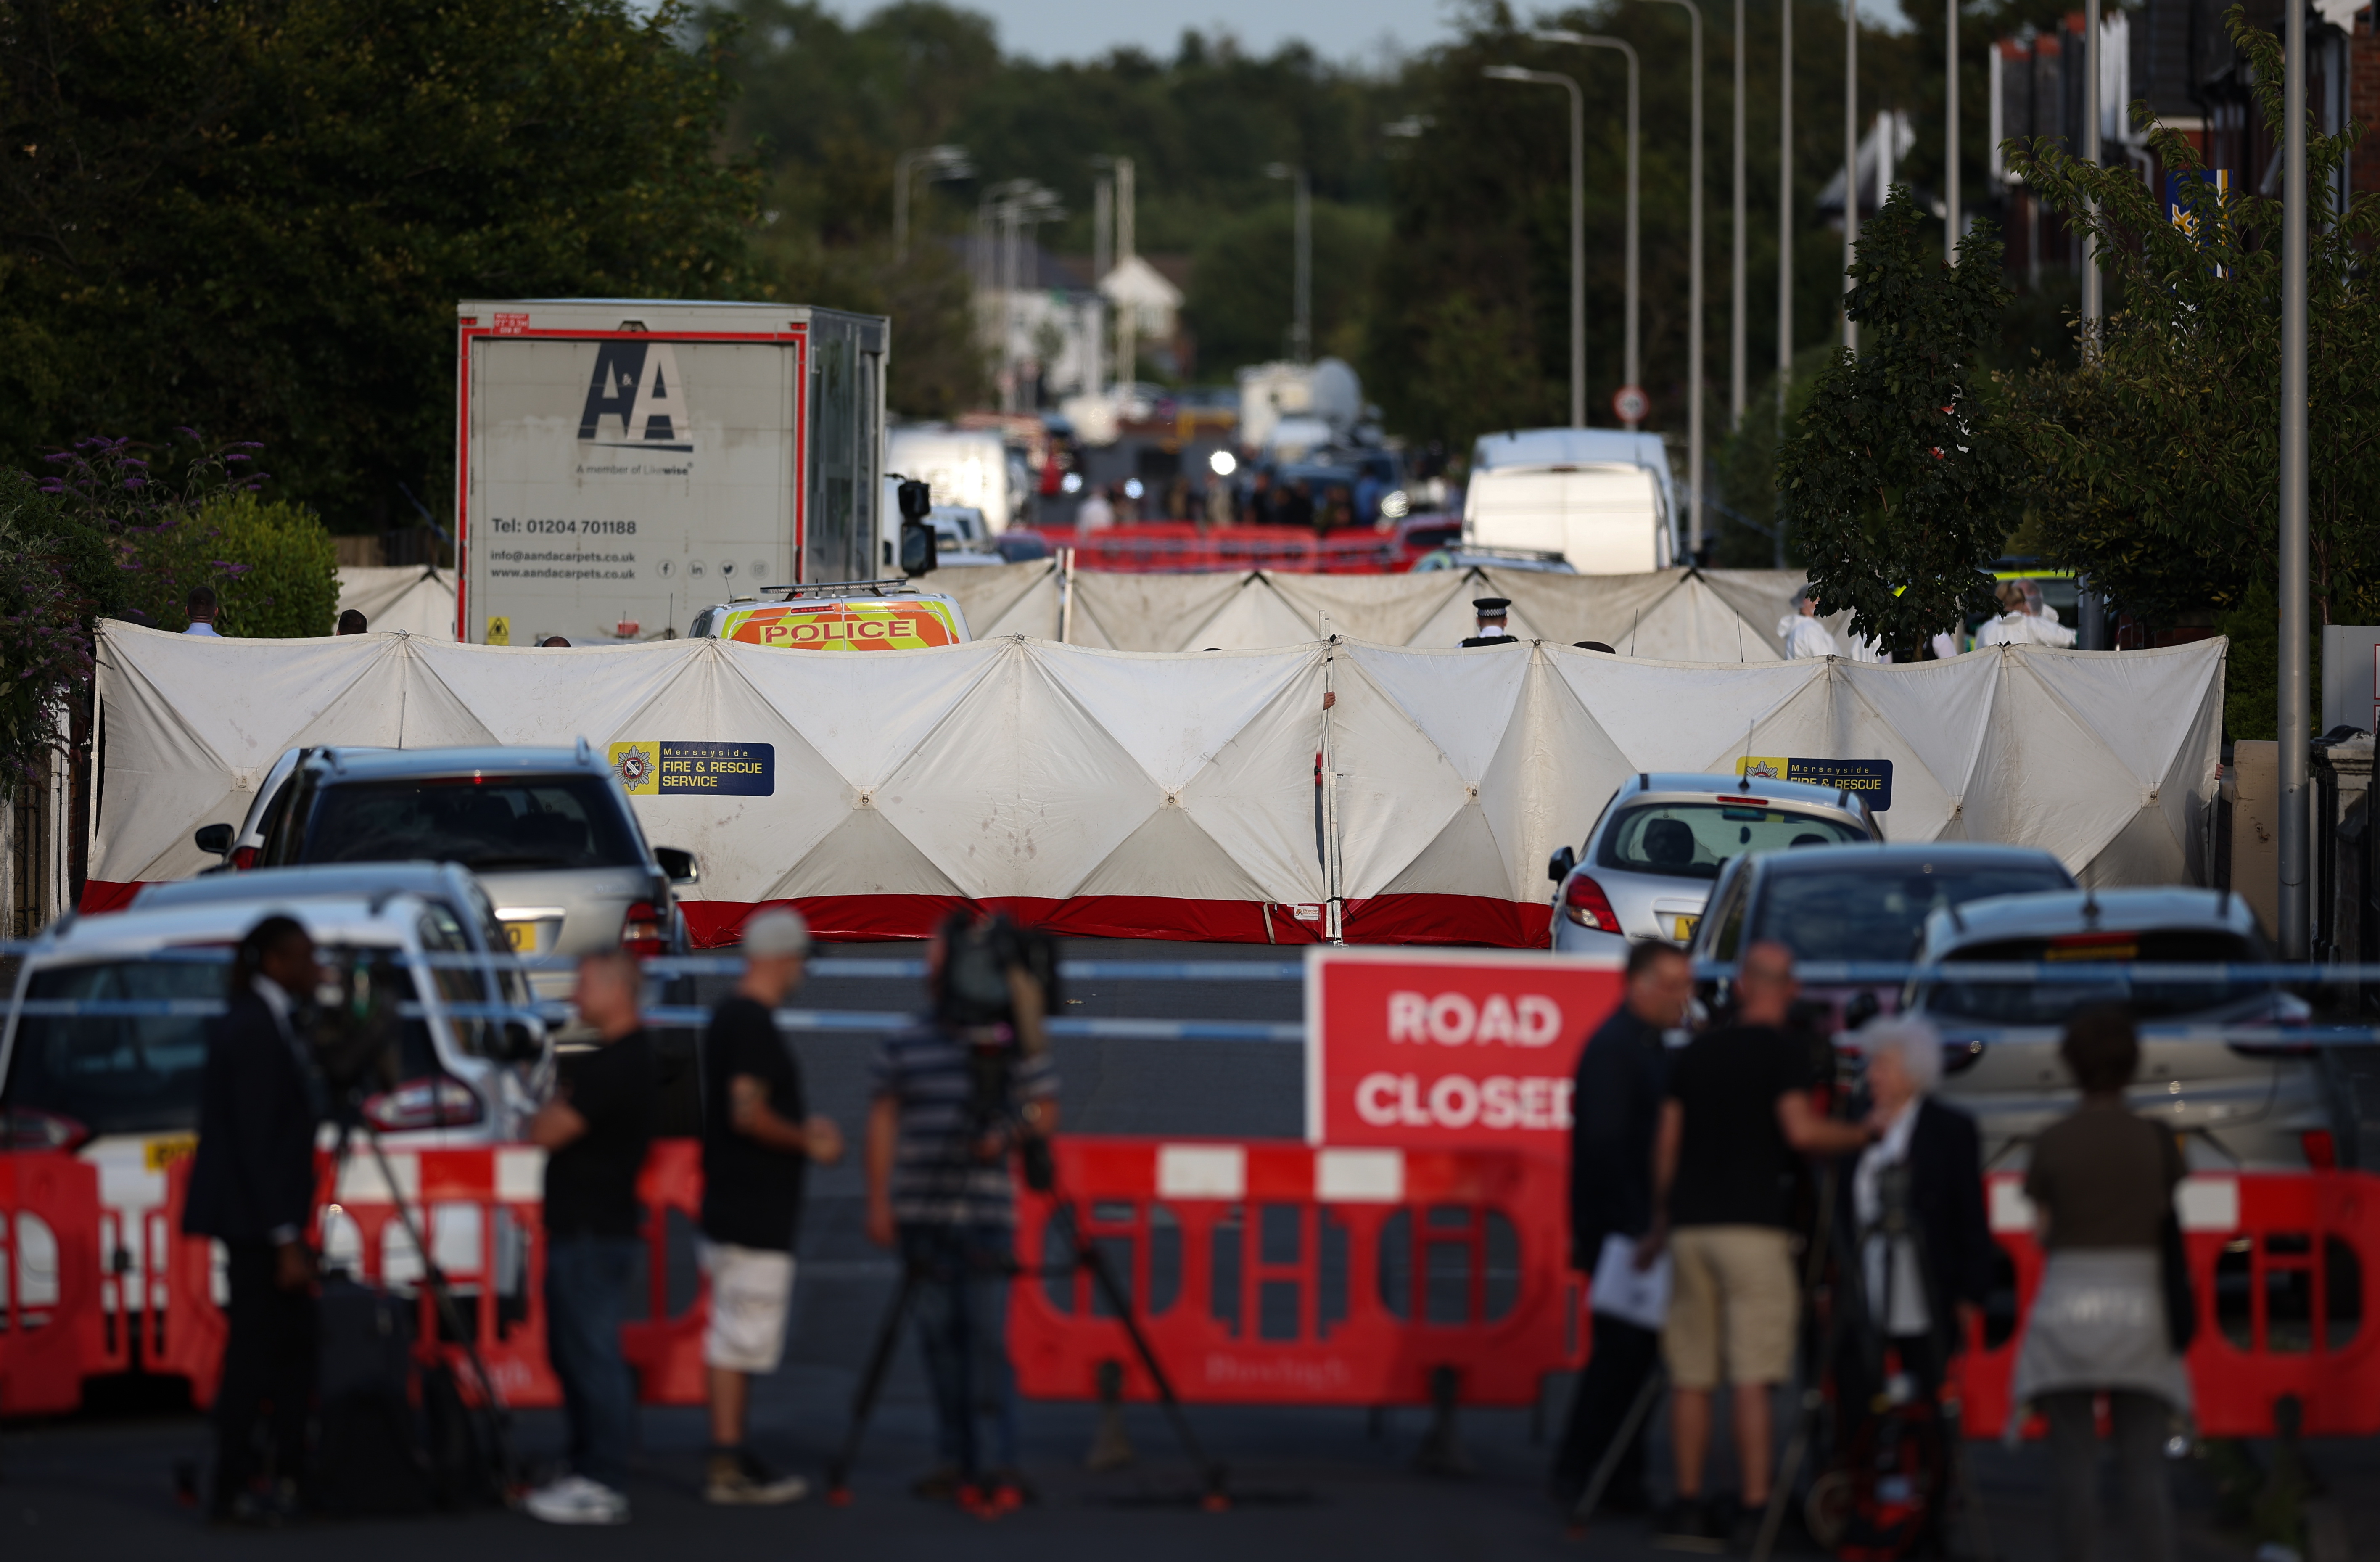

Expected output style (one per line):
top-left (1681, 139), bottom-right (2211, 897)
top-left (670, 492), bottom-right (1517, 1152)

top-left (194, 822), bottom-right (234, 857)
top-left (1547, 845), bottom-right (1577, 883)
top-left (654, 847), bottom-right (699, 885)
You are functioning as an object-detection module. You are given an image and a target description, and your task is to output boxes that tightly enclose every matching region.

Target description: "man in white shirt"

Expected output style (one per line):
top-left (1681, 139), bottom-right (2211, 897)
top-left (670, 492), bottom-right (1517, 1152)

top-left (1074, 485), bottom-right (1115, 535)
top-left (1459, 597), bottom-right (1518, 647)
top-left (1978, 581), bottom-right (2076, 648)
top-left (184, 585), bottom-right (223, 636)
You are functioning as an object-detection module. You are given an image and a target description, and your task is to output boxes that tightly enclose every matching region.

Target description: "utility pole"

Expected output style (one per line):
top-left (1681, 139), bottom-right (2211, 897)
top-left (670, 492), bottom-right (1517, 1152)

top-left (1732, 0), bottom-right (1749, 432)
top-left (2280, 0), bottom-right (2310, 957)
top-left (1482, 73), bottom-right (1584, 424)
top-left (1944, 0), bottom-right (1959, 262)
top-left (1843, 0), bottom-right (1858, 353)
top-left (1091, 165), bottom-right (1113, 393)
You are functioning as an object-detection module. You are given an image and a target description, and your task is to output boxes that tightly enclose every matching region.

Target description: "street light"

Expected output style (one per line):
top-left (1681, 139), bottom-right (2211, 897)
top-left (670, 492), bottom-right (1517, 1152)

top-left (1529, 32), bottom-right (1642, 429)
top-left (1944, 0), bottom-right (1959, 264)
top-left (1844, 0), bottom-right (1858, 352)
top-left (894, 145), bottom-right (971, 265)
top-left (1263, 163), bottom-right (1312, 365)
top-left (1483, 66), bottom-right (1585, 427)
top-left (1576, 6), bottom-right (1703, 546)
top-left (2081, 0), bottom-right (2102, 346)
top-left (2280, 0), bottom-right (2310, 955)
top-left (1733, 0), bottom-right (1749, 433)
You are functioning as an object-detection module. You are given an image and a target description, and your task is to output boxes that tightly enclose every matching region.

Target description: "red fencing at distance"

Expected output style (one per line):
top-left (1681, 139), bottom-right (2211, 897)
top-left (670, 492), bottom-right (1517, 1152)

top-left (1953, 1170), bottom-right (2380, 1440)
top-left (1028, 523), bottom-right (1450, 575)
top-left (1009, 1137), bottom-right (1579, 1408)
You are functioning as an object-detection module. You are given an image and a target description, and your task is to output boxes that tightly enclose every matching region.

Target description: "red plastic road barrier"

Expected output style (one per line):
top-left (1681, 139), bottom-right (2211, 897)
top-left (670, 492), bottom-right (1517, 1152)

top-left (1953, 1171), bottom-right (2380, 1439)
top-left (1009, 1137), bottom-right (1580, 1407)
top-left (137, 1141), bottom-right (711, 1412)
top-left (0, 1152), bottom-right (106, 1416)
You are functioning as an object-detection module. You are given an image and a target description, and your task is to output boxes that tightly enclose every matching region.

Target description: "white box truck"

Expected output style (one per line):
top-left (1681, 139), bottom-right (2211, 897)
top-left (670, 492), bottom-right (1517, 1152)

top-left (455, 299), bottom-right (889, 645)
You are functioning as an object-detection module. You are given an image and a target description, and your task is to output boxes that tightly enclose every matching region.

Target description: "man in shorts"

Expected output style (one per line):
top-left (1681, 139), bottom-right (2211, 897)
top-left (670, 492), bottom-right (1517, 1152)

top-left (1639, 941), bottom-right (1874, 1545)
top-left (699, 909), bottom-right (846, 1504)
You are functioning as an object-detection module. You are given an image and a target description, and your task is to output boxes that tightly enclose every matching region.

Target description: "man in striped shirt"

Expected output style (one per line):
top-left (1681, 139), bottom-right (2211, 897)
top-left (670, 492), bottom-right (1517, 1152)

top-left (864, 922), bottom-right (1061, 1508)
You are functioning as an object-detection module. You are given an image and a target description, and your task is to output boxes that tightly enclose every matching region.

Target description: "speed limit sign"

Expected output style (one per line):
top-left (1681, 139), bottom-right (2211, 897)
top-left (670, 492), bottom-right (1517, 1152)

top-left (1612, 385), bottom-right (1649, 423)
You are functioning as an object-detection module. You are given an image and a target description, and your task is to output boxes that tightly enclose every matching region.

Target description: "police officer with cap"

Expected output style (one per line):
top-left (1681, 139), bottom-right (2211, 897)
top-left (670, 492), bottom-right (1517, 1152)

top-left (1460, 597), bottom-right (1519, 648)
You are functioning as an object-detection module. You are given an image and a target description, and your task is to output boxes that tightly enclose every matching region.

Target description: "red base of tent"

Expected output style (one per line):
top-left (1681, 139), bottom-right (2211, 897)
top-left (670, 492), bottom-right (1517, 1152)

top-left (79, 881), bottom-right (1553, 950)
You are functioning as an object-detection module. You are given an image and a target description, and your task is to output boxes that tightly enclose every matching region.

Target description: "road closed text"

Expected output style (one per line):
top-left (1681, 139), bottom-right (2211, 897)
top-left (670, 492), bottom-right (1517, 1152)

top-left (1354, 1071), bottom-right (1574, 1131)
top-left (1307, 950), bottom-right (1623, 1150)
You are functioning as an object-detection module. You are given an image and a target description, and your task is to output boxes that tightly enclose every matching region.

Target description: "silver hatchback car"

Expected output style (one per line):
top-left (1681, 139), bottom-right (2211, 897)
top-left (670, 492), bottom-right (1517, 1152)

top-left (196, 744), bottom-right (698, 995)
top-left (1546, 773), bottom-right (1883, 953)
top-left (1910, 888), bottom-right (2335, 1171)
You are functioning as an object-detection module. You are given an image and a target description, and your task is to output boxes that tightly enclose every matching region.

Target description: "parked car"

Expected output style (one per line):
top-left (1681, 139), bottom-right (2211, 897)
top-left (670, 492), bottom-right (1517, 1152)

top-left (132, 861), bottom-right (531, 1046)
top-left (1413, 546), bottom-right (1576, 575)
top-left (1907, 887), bottom-right (2332, 1170)
top-left (1546, 773), bottom-right (1885, 954)
top-left (0, 893), bottom-right (551, 1366)
top-left (1684, 841), bottom-right (2079, 1031)
top-left (192, 743), bottom-right (699, 995)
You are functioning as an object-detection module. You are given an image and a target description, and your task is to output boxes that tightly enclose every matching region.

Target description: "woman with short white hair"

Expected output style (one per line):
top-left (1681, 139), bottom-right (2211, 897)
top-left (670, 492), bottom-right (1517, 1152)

top-left (1841, 1014), bottom-right (1996, 1407)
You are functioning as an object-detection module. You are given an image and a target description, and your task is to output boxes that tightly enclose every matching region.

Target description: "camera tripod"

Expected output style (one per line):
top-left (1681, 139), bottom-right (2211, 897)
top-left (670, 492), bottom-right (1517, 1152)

top-left (823, 1089), bottom-right (1228, 1510)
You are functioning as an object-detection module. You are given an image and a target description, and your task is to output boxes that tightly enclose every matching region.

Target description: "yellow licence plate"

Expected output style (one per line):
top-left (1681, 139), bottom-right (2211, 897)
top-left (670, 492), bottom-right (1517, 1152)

top-left (145, 1134), bottom-right (198, 1171)
top-left (502, 922), bottom-right (538, 952)
top-left (1672, 915), bottom-right (1701, 942)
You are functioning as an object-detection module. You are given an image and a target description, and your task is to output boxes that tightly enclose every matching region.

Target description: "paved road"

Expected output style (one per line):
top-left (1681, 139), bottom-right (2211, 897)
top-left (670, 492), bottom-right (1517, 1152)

top-left (0, 937), bottom-right (2348, 1557)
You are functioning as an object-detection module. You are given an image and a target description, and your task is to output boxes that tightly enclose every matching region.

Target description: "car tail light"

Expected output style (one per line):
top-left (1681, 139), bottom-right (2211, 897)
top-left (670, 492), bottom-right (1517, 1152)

top-left (229, 845), bottom-right (260, 871)
top-left (621, 900), bottom-right (666, 959)
top-left (1561, 874), bottom-right (1621, 932)
top-left (0, 1108), bottom-right (91, 1152)
top-left (2302, 1130), bottom-right (2338, 1171)
top-left (361, 1078), bottom-right (483, 1134)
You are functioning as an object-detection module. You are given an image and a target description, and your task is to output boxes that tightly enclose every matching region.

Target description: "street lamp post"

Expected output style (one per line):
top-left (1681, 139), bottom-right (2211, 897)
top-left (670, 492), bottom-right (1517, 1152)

top-left (1264, 163), bottom-right (1313, 365)
top-left (2081, 0), bottom-right (2102, 347)
top-left (894, 145), bottom-right (970, 265)
top-left (1603, 3), bottom-right (1704, 545)
top-left (1483, 68), bottom-right (1585, 426)
top-left (1944, 0), bottom-right (1959, 262)
top-left (1529, 32), bottom-right (1641, 428)
top-left (1844, 0), bottom-right (1858, 352)
top-left (2280, 0), bottom-right (2310, 956)
top-left (1778, 0), bottom-right (1794, 434)
top-left (1733, 0), bottom-right (1749, 433)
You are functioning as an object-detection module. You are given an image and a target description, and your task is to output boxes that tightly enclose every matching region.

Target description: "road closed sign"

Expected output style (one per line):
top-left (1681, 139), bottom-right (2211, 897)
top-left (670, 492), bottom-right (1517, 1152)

top-left (1304, 947), bottom-right (1624, 1151)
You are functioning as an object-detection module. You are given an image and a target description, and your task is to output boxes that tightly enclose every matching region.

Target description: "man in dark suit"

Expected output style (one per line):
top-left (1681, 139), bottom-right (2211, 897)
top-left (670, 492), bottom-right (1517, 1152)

top-left (183, 914), bottom-right (325, 1525)
top-left (1460, 597), bottom-right (1519, 647)
top-left (1552, 938), bottom-right (1693, 1509)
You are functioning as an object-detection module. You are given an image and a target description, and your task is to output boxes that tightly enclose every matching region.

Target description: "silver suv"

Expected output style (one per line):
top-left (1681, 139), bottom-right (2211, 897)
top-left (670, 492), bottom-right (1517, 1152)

top-left (196, 744), bottom-right (697, 994)
top-left (1546, 773), bottom-right (1883, 952)
top-left (1909, 887), bottom-right (2336, 1171)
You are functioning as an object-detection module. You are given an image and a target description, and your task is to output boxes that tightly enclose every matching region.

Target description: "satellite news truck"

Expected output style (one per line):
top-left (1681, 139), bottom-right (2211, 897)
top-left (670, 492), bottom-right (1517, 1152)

top-left (455, 299), bottom-right (891, 645)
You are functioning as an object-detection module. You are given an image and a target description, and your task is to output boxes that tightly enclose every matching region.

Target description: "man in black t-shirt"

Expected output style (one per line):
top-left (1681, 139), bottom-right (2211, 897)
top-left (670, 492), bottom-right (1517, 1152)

top-left (1639, 942), bottom-right (1874, 1546)
top-left (698, 909), bottom-right (845, 1505)
top-left (524, 950), bottom-right (657, 1526)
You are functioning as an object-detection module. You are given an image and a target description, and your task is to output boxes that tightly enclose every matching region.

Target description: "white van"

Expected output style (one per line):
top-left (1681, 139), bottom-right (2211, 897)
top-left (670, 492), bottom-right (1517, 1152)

top-left (887, 426), bottom-right (1017, 534)
top-left (1463, 461), bottom-right (1674, 574)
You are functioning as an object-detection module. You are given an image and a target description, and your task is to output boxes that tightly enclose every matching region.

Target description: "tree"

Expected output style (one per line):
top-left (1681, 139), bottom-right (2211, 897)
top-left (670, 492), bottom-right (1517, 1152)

top-left (1775, 190), bottom-right (2015, 660)
top-left (0, 0), bottom-right (764, 529)
top-left (2002, 10), bottom-right (2380, 654)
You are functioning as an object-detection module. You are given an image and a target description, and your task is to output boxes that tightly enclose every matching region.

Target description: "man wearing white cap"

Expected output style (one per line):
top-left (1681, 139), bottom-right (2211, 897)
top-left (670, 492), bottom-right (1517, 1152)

top-left (698, 908), bottom-right (846, 1503)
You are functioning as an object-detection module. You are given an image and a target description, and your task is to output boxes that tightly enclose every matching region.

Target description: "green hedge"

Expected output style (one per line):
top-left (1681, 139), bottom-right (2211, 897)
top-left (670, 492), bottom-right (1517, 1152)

top-left (126, 492), bottom-right (338, 636)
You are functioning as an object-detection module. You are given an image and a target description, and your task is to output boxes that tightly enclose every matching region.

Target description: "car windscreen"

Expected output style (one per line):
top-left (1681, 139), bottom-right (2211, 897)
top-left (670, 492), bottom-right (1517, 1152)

top-left (2, 960), bottom-right (222, 1137)
top-left (301, 775), bottom-right (643, 872)
top-left (1923, 928), bottom-right (2269, 1024)
top-left (1749, 863), bottom-right (2075, 962)
top-left (1597, 802), bottom-right (1867, 882)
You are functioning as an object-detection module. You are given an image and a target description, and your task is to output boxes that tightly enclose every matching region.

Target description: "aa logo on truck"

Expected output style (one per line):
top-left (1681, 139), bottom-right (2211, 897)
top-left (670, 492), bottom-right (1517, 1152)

top-left (578, 341), bottom-right (692, 452)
